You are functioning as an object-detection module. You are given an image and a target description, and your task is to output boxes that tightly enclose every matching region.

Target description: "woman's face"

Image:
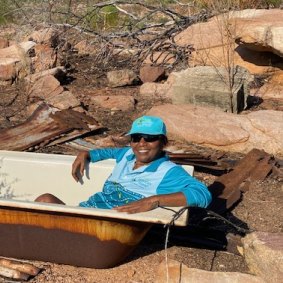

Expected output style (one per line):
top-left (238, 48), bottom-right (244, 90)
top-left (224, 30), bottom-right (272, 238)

top-left (130, 134), bottom-right (164, 168)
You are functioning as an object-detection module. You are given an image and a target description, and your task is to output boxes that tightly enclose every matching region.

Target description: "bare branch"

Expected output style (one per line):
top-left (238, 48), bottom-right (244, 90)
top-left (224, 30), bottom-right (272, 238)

top-left (113, 5), bottom-right (138, 20)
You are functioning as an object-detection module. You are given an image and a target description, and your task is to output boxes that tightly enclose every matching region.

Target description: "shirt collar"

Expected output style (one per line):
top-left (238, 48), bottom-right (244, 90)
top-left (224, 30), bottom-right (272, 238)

top-left (126, 152), bottom-right (169, 172)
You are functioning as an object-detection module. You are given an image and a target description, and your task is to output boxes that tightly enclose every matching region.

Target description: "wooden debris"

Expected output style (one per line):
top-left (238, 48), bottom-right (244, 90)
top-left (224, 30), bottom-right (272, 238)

top-left (0, 103), bottom-right (102, 151)
top-left (168, 152), bottom-right (233, 174)
top-left (240, 154), bottom-right (275, 192)
top-left (208, 148), bottom-right (276, 214)
top-left (0, 258), bottom-right (41, 276)
top-left (0, 266), bottom-right (30, 281)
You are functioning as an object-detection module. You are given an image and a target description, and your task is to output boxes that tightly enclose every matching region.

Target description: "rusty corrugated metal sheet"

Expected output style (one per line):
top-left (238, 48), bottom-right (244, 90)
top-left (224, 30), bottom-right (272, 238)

top-left (0, 103), bottom-right (102, 151)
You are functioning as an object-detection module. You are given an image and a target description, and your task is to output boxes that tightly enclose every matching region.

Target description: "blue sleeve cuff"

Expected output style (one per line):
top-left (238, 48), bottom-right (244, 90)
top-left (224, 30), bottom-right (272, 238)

top-left (158, 166), bottom-right (212, 208)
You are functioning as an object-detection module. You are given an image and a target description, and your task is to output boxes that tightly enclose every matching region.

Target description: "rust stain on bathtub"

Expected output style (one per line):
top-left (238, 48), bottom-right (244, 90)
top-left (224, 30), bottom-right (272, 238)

top-left (0, 208), bottom-right (151, 245)
top-left (0, 207), bottom-right (152, 267)
top-left (0, 223), bottom-right (141, 268)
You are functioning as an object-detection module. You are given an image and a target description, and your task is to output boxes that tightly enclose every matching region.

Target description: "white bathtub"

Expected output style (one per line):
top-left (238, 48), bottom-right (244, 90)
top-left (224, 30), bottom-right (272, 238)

top-left (0, 150), bottom-right (193, 268)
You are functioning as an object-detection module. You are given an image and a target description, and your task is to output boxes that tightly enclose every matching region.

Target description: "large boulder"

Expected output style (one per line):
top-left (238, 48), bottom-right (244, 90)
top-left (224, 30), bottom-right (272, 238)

top-left (28, 75), bottom-right (64, 99)
top-left (27, 28), bottom-right (59, 47)
top-left (32, 44), bottom-right (57, 72)
top-left (175, 9), bottom-right (283, 53)
top-left (140, 66), bottom-right (253, 113)
top-left (107, 69), bottom-right (139, 87)
top-left (0, 41), bottom-right (36, 82)
top-left (0, 58), bottom-right (19, 85)
top-left (242, 232), bottom-right (283, 283)
top-left (232, 9), bottom-right (283, 57)
top-left (46, 91), bottom-right (81, 110)
top-left (174, 9), bottom-right (283, 74)
top-left (255, 70), bottom-right (283, 101)
top-left (168, 66), bottom-right (253, 113)
top-left (155, 259), bottom-right (265, 283)
top-left (25, 66), bottom-right (66, 84)
top-left (189, 44), bottom-right (283, 75)
top-left (139, 65), bottom-right (166, 83)
top-left (27, 74), bottom-right (81, 114)
top-left (175, 14), bottom-right (226, 50)
top-left (147, 104), bottom-right (283, 157)
top-left (140, 73), bottom-right (177, 99)
top-left (0, 41), bottom-right (35, 60)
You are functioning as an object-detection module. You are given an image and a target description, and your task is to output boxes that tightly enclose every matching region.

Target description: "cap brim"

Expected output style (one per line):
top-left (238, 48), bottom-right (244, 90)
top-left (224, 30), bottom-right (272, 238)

top-left (126, 130), bottom-right (166, 136)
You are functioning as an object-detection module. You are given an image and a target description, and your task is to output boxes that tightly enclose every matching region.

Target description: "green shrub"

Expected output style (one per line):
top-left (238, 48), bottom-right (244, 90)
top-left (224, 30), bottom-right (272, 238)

top-left (101, 5), bottom-right (119, 29)
top-left (0, 0), bottom-right (14, 25)
top-left (194, 0), bottom-right (282, 10)
top-left (264, 0), bottom-right (282, 7)
top-left (86, 5), bottom-right (120, 31)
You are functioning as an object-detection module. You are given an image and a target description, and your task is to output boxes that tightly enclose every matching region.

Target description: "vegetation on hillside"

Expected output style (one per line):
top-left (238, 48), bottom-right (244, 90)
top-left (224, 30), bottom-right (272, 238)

top-left (0, 0), bottom-right (282, 28)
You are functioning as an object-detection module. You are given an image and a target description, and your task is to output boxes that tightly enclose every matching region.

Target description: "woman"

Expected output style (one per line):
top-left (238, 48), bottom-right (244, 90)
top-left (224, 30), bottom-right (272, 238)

top-left (35, 116), bottom-right (212, 213)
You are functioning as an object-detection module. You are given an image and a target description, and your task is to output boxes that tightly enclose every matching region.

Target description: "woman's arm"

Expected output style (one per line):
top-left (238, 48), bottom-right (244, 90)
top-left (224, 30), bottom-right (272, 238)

top-left (113, 192), bottom-right (187, 214)
top-left (71, 147), bottom-right (130, 182)
top-left (114, 165), bottom-right (212, 213)
top-left (157, 166), bottom-right (212, 208)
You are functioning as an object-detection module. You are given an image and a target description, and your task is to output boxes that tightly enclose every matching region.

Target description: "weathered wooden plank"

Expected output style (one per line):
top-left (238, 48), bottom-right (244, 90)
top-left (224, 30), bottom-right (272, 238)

top-left (0, 265), bottom-right (29, 281)
top-left (168, 152), bottom-right (232, 173)
top-left (208, 149), bottom-right (273, 213)
top-left (0, 258), bottom-right (41, 276)
top-left (240, 155), bottom-right (275, 192)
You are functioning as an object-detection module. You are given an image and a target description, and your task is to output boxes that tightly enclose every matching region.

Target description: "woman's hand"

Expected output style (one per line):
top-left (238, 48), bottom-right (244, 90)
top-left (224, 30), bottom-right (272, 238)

top-left (71, 151), bottom-right (90, 182)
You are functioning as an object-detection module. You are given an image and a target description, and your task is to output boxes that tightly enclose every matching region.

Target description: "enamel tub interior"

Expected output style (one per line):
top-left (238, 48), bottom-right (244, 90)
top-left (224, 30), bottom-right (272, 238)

top-left (0, 150), bottom-right (193, 268)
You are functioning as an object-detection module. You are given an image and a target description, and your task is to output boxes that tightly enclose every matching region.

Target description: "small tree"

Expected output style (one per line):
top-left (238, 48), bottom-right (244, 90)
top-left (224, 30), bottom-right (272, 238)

top-left (190, 0), bottom-right (256, 112)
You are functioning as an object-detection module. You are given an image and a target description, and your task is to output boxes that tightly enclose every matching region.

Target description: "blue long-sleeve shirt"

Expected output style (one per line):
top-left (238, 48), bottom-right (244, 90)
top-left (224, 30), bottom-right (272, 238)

top-left (79, 147), bottom-right (212, 209)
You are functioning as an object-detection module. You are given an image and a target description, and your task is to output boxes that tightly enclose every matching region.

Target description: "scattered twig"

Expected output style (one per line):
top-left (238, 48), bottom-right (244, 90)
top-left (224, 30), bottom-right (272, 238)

top-left (7, 1), bottom-right (209, 70)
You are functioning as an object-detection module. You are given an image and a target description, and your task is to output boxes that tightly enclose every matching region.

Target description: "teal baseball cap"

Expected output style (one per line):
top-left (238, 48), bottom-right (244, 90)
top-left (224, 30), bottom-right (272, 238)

top-left (127, 116), bottom-right (167, 136)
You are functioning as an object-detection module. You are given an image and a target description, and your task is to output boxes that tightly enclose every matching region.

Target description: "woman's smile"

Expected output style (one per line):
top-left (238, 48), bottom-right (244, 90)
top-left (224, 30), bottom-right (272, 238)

top-left (137, 149), bottom-right (149, 153)
top-left (131, 135), bottom-right (164, 169)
